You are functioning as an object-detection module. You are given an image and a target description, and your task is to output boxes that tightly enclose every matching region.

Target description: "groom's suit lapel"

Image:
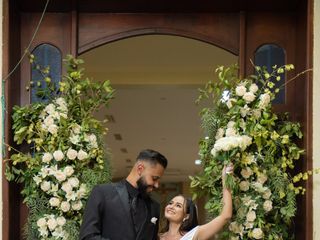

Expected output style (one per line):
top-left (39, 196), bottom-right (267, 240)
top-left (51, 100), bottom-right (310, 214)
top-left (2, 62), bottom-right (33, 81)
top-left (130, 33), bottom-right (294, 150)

top-left (113, 181), bottom-right (136, 235)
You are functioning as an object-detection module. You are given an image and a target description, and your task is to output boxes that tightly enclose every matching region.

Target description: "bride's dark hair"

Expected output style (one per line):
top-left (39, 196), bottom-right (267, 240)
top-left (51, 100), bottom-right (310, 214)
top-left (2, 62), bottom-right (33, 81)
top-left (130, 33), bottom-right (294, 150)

top-left (161, 195), bottom-right (198, 235)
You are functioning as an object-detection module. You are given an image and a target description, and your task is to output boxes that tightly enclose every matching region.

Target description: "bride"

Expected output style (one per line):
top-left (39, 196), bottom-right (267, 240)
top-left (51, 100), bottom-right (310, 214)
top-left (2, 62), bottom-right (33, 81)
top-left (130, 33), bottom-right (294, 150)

top-left (159, 165), bottom-right (233, 240)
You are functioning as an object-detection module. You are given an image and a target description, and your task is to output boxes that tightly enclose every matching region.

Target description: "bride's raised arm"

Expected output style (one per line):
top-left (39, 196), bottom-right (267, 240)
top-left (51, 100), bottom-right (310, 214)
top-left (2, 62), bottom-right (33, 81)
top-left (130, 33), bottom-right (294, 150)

top-left (192, 165), bottom-right (233, 240)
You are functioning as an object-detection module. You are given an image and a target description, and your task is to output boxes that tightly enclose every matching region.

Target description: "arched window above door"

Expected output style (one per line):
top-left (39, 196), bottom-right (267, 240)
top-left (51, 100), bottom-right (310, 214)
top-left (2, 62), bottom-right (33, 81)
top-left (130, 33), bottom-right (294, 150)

top-left (31, 43), bottom-right (62, 103)
top-left (254, 44), bottom-right (286, 104)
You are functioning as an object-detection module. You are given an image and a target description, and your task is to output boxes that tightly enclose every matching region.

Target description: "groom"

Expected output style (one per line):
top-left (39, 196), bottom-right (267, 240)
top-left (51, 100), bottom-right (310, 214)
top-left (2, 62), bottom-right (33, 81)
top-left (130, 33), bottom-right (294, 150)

top-left (79, 149), bottom-right (168, 240)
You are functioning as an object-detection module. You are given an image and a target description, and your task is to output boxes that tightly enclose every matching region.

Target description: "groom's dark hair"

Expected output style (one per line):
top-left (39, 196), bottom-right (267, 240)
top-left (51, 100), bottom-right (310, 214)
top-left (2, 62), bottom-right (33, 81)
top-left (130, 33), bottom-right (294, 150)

top-left (136, 149), bottom-right (168, 169)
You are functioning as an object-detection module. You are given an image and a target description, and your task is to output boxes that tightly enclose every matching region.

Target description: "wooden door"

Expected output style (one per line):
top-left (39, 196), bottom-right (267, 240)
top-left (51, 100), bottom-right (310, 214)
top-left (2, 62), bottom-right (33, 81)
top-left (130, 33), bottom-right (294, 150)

top-left (3, 0), bottom-right (312, 239)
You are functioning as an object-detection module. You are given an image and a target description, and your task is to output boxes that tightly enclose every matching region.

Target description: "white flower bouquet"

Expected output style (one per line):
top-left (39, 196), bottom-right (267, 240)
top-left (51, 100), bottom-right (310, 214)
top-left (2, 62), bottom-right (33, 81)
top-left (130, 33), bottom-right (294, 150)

top-left (5, 55), bottom-right (114, 239)
top-left (190, 64), bottom-right (317, 239)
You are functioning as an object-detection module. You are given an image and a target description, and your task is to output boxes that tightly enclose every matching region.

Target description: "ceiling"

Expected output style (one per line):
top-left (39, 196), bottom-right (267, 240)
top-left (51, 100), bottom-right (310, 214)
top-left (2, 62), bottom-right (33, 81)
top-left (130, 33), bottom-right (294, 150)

top-left (81, 35), bottom-right (237, 182)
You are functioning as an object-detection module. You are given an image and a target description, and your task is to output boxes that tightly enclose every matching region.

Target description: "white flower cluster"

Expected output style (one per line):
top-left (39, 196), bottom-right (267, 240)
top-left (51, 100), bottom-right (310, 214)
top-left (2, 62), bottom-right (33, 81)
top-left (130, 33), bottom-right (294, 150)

top-left (211, 135), bottom-right (252, 157)
top-left (230, 195), bottom-right (265, 239)
top-left (229, 169), bottom-right (273, 239)
top-left (40, 98), bottom-right (68, 135)
top-left (37, 214), bottom-right (68, 239)
top-left (226, 82), bottom-right (271, 113)
top-left (33, 163), bottom-right (87, 211)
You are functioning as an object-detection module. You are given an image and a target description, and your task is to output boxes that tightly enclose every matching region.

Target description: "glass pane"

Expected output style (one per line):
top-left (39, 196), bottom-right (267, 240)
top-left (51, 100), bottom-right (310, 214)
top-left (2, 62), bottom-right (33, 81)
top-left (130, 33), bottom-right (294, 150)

top-left (31, 44), bottom-right (61, 103)
top-left (254, 44), bottom-right (286, 104)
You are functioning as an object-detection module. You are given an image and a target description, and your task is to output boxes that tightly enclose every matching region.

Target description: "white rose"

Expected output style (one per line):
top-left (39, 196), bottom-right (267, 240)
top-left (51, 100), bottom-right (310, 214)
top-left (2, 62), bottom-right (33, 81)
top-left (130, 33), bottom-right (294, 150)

top-left (54, 170), bottom-right (67, 182)
top-left (53, 150), bottom-right (64, 161)
top-left (60, 113), bottom-right (67, 119)
top-left (69, 135), bottom-right (80, 144)
top-left (226, 98), bottom-right (236, 109)
top-left (52, 226), bottom-right (64, 238)
top-left (243, 92), bottom-right (256, 103)
top-left (55, 97), bottom-right (66, 107)
top-left (252, 182), bottom-right (267, 193)
top-left (33, 176), bottom-right (42, 185)
top-left (67, 148), bottom-right (78, 160)
top-left (246, 210), bottom-right (256, 222)
top-left (37, 217), bottom-right (47, 228)
top-left (40, 167), bottom-right (50, 178)
top-left (61, 182), bottom-right (73, 193)
top-left (51, 183), bottom-right (59, 193)
top-left (51, 111), bottom-right (61, 120)
top-left (241, 167), bottom-right (253, 179)
top-left (229, 221), bottom-right (243, 234)
top-left (240, 104), bottom-right (250, 117)
top-left (45, 104), bottom-right (56, 114)
top-left (235, 85), bottom-right (246, 96)
top-left (85, 134), bottom-right (98, 148)
top-left (263, 200), bottom-right (273, 212)
top-left (242, 196), bottom-right (253, 206)
top-left (44, 116), bottom-right (54, 126)
top-left (242, 154), bottom-right (255, 165)
top-left (68, 177), bottom-right (80, 188)
top-left (40, 181), bottom-right (51, 192)
top-left (239, 181), bottom-right (250, 191)
top-left (49, 197), bottom-right (61, 207)
top-left (257, 173), bottom-right (268, 184)
top-left (56, 216), bottom-right (66, 226)
top-left (72, 201), bottom-right (83, 211)
top-left (77, 184), bottom-right (87, 199)
top-left (215, 128), bottom-right (224, 140)
top-left (48, 124), bottom-right (58, 135)
top-left (64, 166), bottom-right (74, 177)
top-left (66, 191), bottom-right (77, 201)
top-left (252, 109), bottom-right (261, 119)
top-left (225, 128), bottom-right (237, 137)
top-left (60, 201), bottom-right (71, 212)
top-left (249, 83), bottom-right (259, 93)
top-left (47, 218), bottom-right (57, 231)
top-left (252, 228), bottom-right (264, 239)
top-left (77, 149), bottom-right (88, 160)
top-left (210, 148), bottom-right (217, 157)
top-left (244, 221), bottom-right (254, 229)
top-left (38, 227), bottom-right (48, 237)
top-left (227, 121), bottom-right (236, 128)
top-left (239, 136), bottom-right (252, 150)
top-left (259, 93), bottom-right (271, 109)
top-left (263, 189), bottom-right (272, 199)
top-left (42, 153), bottom-right (53, 163)
top-left (71, 124), bottom-right (81, 134)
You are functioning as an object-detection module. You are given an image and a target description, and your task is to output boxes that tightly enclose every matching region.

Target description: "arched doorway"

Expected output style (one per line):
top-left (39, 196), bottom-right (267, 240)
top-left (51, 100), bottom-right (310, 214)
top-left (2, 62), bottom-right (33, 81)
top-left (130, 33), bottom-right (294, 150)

top-left (79, 34), bottom-right (238, 224)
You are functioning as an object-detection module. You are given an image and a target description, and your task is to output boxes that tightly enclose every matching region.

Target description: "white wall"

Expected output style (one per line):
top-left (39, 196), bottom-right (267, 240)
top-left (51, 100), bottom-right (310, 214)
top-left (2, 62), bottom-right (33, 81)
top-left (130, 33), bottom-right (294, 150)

top-left (314, 0), bottom-right (320, 239)
top-left (0, 0), bottom-right (3, 237)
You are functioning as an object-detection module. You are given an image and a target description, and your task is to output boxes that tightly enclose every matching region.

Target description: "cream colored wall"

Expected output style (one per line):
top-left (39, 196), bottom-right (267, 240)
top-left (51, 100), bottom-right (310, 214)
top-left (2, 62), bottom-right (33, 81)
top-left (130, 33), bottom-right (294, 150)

top-left (314, 0), bottom-right (320, 239)
top-left (0, 0), bottom-right (3, 238)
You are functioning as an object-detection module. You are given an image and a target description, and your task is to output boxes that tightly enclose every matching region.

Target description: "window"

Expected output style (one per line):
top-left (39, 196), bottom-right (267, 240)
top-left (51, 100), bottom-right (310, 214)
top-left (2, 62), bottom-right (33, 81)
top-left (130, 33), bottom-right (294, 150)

top-left (31, 44), bottom-right (62, 103)
top-left (254, 44), bottom-right (286, 104)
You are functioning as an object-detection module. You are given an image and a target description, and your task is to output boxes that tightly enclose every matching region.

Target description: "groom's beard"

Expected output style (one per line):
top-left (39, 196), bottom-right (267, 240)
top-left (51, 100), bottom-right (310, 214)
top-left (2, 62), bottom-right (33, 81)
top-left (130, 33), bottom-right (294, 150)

top-left (136, 176), bottom-right (152, 197)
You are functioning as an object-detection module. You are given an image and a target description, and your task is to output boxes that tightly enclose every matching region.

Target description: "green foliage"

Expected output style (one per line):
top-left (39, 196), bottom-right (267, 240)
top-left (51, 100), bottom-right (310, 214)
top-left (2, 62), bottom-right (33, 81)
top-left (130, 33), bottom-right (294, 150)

top-left (191, 63), bottom-right (312, 239)
top-left (5, 55), bottom-right (114, 239)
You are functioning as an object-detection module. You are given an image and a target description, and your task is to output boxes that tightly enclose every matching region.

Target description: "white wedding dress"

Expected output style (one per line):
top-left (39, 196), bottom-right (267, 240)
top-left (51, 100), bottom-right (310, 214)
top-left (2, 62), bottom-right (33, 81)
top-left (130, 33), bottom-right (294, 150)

top-left (180, 226), bottom-right (199, 240)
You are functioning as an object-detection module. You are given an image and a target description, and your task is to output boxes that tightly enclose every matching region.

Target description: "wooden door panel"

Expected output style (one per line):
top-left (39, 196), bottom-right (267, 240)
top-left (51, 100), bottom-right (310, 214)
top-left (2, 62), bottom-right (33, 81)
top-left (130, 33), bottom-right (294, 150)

top-left (78, 13), bottom-right (240, 55)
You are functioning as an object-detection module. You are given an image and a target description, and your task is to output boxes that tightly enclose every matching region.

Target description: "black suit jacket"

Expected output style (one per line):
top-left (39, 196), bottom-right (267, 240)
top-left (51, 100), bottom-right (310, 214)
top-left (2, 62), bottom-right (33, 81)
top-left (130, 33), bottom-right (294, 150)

top-left (79, 180), bottom-right (160, 240)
